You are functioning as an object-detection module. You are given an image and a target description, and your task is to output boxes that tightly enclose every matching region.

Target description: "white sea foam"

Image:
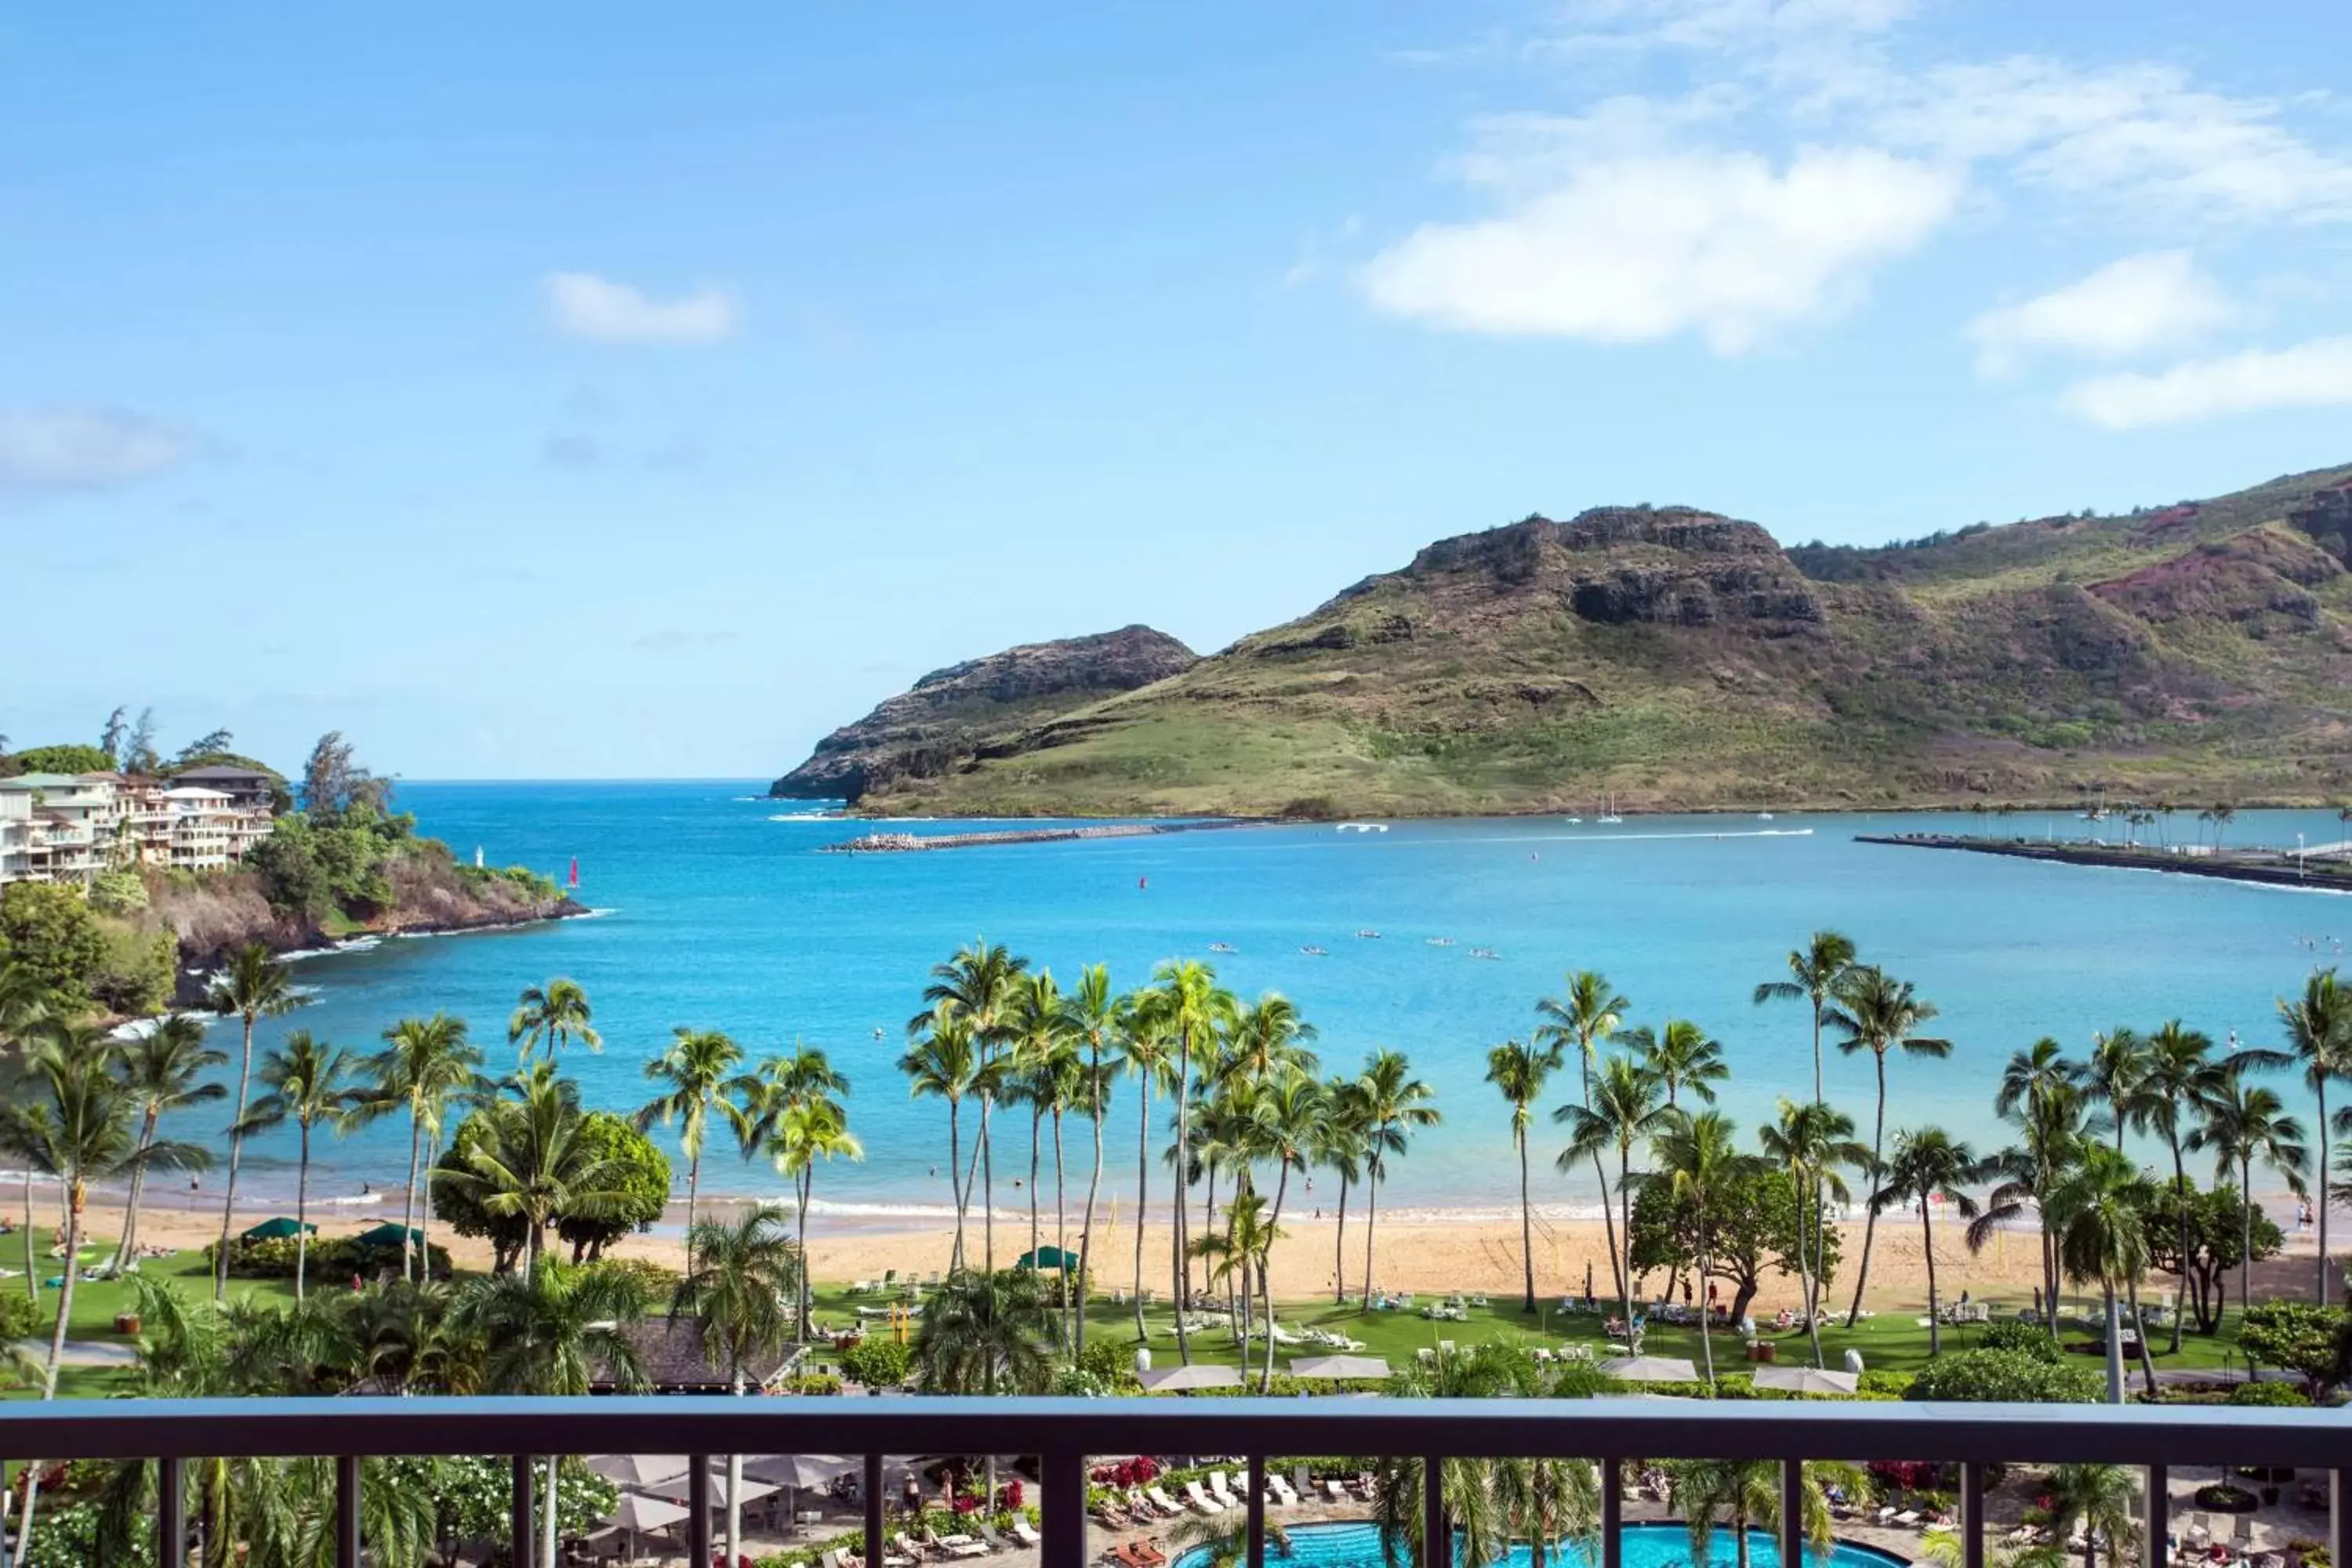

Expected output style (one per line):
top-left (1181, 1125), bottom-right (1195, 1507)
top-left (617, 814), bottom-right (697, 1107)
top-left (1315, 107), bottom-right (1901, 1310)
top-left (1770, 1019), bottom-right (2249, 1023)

top-left (768, 811), bottom-right (840, 822)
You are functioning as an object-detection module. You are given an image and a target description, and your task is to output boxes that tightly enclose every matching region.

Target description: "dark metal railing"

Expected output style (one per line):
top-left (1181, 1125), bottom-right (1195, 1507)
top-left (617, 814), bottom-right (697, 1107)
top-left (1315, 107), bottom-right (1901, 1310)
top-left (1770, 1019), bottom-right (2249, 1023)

top-left (2, 1396), bottom-right (2348, 1568)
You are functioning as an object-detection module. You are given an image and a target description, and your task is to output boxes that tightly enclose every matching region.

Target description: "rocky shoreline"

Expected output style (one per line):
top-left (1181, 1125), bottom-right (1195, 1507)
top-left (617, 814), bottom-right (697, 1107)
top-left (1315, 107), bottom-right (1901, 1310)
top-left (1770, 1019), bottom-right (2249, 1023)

top-left (1857, 831), bottom-right (2352, 891)
top-left (165, 886), bottom-right (590, 1000)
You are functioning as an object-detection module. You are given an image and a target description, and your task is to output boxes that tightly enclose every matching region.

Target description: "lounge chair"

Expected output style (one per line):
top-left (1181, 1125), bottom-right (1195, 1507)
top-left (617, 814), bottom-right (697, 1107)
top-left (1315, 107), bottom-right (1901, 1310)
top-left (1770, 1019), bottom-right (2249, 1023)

top-left (928, 1531), bottom-right (988, 1559)
top-left (1208, 1472), bottom-right (1239, 1508)
top-left (978, 1523), bottom-right (1011, 1552)
top-left (824, 1552), bottom-right (845, 1568)
top-left (1182, 1480), bottom-right (1225, 1515)
top-left (1013, 1520), bottom-right (1042, 1548)
top-left (1325, 1479), bottom-right (1346, 1503)
top-left (1147, 1486), bottom-right (1186, 1518)
top-left (1269, 1475), bottom-right (1298, 1505)
top-left (1130, 1545), bottom-right (1167, 1568)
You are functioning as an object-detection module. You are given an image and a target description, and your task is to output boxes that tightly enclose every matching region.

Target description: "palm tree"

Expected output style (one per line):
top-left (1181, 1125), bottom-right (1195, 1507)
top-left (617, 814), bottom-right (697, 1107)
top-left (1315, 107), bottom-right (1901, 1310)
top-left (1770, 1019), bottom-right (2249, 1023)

top-left (2042, 1463), bottom-right (2137, 1568)
top-left (634, 1025), bottom-right (744, 1272)
top-left (453, 1259), bottom-right (651, 1568)
top-left (1004, 969), bottom-right (1070, 1265)
top-left (914, 941), bottom-right (1030, 1272)
top-left (1830, 967), bottom-right (1953, 1325)
top-left (2190, 1074), bottom-right (2309, 1339)
top-left (1996, 1036), bottom-right (2084, 1119)
top-left (1238, 1069), bottom-right (1321, 1386)
top-left (902, 1004), bottom-right (979, 1270)
top-left (2045, 1143), bottom-right (2155, 1402)
top-left (435, 1065), bottom-right (637, 1282)
top-left (1063, 964), bottom-right (1120, 1359)
top-left (1139, 958), bottom-right (1236, 1361)
top-left (1356, 1047), bottom-right (1439, 1308)
top-left (1555, 1054), bottom-right (1671, 1345)
top-left (506, 977), bottom-right (601, 1064)
top-left (1190, 1189), bottom-right (1279, 1374)
top-left (1109, 1004), bottom-right (1174, 1340)
top-left (1754, 931), bottom-right (1859, 1103)
top-left (1629, 1019), bottom-right (1726, 1109)
top-left (1672, 1459), bottom-right (1863, 1568)
top-left (1484, 1037), bottom-right (1564, 1312)
top-left (2279, 969), bottom-right (2352, 1304)
top-left (2127, 1021), bottom-right (2225, 1352)
top-left (911, 1265), bottom-right (1054, 1503)
top-left (352, 1013), bottom-right (485, 1283)
top-left (205, 942), bottom-right (308, 1298)
top-left (757, 1098), bottom-right (863, 1338)
top-left (1970, 1074), bottom-right (2096, 1331)
top-left (2085, 1027), bottom-right (2148, 1156)
top-left (1652, 1109), bottom-right (1751, 1385)
top-left (1758, 1098), bottom-right (1869, 1367)
top-left (1533, 971), bottom-right (1628, 1296)
top-left (673, 1204), bottom-right (799, 1566)
top-left (1318, 1076), bottom-right (1371, 1307)
top-left (111, 1012), bottom-right (226, 1272)
top-left (2211, 803), bottom-right (2238, 851)
top-left (1871, 1127), bottom-right (1981, 1356)
top-left (234, 1029), bottom-right (351, 1298)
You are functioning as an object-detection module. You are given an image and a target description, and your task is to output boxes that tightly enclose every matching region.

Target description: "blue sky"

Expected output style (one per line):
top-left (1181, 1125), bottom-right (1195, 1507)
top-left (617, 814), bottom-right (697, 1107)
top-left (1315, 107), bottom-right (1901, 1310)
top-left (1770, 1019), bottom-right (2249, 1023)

top-left (9, 1), bottom-right (2352, 779)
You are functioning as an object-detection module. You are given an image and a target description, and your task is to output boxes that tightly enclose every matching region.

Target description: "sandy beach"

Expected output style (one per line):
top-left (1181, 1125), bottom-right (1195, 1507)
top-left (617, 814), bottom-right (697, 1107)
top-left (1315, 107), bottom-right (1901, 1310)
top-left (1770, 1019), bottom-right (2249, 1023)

top-left (77, 1187), bottom-right (2324, 1312)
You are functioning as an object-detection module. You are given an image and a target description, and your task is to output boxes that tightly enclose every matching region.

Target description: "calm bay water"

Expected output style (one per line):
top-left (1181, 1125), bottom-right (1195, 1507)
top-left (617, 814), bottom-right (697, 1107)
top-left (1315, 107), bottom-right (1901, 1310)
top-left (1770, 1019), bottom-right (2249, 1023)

top-left (190, 782), bottom-right (2352, 1219)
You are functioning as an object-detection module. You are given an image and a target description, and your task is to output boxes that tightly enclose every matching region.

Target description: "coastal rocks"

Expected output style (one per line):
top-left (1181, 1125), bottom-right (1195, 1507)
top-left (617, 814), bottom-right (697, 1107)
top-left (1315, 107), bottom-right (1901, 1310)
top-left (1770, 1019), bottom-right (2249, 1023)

top-left (770, 625), bottom-right (1198, 803)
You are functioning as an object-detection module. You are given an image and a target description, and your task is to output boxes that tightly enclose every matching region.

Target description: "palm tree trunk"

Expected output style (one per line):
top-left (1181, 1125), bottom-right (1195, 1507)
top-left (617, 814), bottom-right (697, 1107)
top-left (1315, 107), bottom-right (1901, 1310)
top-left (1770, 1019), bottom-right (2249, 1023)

top-left (1617, 1149), bottom-right (1636, 1345)
top-left (1200, 1167), bottom-right (1217, 1305)
top-left (419, 1130), bottom-right (441, 1282)
top-left (17, 1174), bottom-right (31, 1305)
top-left (295, 1120), bottom-right (312, 1301)
top-left (684, 1147), bottom-right (702, 1276)
top-left (949, 1097), bottom-right (967, 1272)
top-left (214, 1012), bottom-right (257, 1300)
top-left (2101, 1283), bottom-right (2124, 1405)
top-left (1695, 1242), bottom-right (1716, 1386)
top-left (119, 1108), bottom-right (158, 1269)
top-left (543, 1454), bottom-right (561, 1568)
top-left (1518, 1122), bottom-right (1537, 1313)
top-left (1802, 1167), bottom-right (1825, 1369)
top-left (798, 1171), bottom-right (815, 1341)
top-left (1844, 1051), bottom-right (1887, 1327)
top-left (1080, 1058), bottom-right (1105, 1361)
top-left (401, 1114), bottom-right (423, 1284)
top-left (1262, 1164), bottom-right (1292, 1393)
top-left (1027, 1106), bottom-right (1043, 1264)
top-left (1051, 1105), bottom-right (1069, 1349)
top-left (1361, 1157), bottom-right (1379, 1307)
top-left (1171, 1034), bottom-right (1192, 1364)
top-left (1132, 1081), bottom-right (1150, 1343)
top-left (2126, 1275), bottom-right (2158, 1396)
top-left (2320, 1080), bottom-right (2332, 1307)
top-left (981, 1087), bottom-right (996, 1272)
top-left (13, 1191), bottom-right (82, 1568)
top-left (1921, 1201), bottom-right (1939, 1357)
top-left (2241, 1157), bottom-right (2256, 1380)
top-left (1811, 1004), bottom-right (1824, 1108)
top-left (1333, 1174), bottom-right (1350, 1306)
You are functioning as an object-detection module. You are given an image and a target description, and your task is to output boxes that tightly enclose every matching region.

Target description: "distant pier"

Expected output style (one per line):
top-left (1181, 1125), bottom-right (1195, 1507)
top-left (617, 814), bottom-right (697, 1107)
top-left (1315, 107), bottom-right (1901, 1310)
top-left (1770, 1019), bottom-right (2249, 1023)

top-left (1857, 832), bottom-right (2352, 891)
top-left (822, 818), bottom-right (1269, 854)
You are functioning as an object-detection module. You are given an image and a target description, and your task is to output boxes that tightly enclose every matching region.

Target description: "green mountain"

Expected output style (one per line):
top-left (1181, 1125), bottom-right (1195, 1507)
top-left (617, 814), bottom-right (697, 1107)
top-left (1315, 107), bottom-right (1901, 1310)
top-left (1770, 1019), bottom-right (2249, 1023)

top-left (775, 463), bottom-right (2352, 817)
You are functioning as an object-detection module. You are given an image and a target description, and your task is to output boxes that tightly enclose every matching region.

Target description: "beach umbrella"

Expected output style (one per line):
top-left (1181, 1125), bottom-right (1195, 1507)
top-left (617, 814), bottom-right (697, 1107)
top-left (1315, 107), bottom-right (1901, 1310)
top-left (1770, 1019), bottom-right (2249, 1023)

top-left (1289, 1354), bottom-right (1390, 1380)
top-left (610, 1490), bottom-right (691, 1566)
top-left (589, 1454), bottom-right (691, 1488)
top-left (238, 1217), bottom-right (314, 1242)
top-left (1597, 1355), bottom-right (1700, 1383)
top-left (1015, 1245), bottom-right (1079, 1271)
top-left (742, 1454), bottom-right (859, 1534)
top-left (1750, 1366), bottom-right (1859, 1396)
top-left (649, 1469), bottom-right (780, 1508)
top-left (353, 1221), bottom-right (425, 1250)
top-left (1138, 1363), bottom-right (1243, 1392)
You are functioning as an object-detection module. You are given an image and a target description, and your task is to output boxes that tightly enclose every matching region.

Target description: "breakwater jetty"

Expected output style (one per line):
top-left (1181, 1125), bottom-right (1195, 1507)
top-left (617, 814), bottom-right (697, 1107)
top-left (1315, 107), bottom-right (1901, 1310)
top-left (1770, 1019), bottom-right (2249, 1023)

top-left (822, 818), bottom-right (1270, 854)
top-left (1857, 832), bottom-right (2352, 891)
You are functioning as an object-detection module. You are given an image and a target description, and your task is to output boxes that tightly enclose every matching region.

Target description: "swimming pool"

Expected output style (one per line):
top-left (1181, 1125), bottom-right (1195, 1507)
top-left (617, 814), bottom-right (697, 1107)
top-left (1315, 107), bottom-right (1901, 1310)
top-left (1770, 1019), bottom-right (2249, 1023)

top-left (1171, 1520), bottom-right (1911, 1568)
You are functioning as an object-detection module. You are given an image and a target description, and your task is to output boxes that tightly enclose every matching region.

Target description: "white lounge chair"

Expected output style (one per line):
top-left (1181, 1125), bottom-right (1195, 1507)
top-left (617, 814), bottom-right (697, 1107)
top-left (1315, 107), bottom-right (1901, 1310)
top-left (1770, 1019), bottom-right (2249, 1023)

top-left (1183, 1480), bottom-right (1225, 1515)
top-left (1012, 1520), bottom-right (1042, 1548)
top-left (1208, 1472), bottom-right (1238, 1508)
top-left (1147, 1486), bottom-right (1186, 1518)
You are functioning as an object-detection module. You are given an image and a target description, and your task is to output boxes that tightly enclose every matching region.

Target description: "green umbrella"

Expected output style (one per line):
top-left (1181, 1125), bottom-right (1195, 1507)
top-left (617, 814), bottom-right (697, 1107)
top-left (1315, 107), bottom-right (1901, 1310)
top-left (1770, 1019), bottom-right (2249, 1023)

top-left (239, 1218), bottom-right (316, 1242)
top-left (1014, 1246), bottom-right (1079, 1271)
top-left (354, 1222), bottom-right (426, 1250)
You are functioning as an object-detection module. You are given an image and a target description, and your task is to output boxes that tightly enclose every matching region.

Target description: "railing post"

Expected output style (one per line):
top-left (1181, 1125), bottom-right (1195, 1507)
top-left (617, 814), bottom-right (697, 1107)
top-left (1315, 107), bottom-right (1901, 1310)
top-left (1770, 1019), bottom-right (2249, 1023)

top-left (2144, 1465), bottom-right (2167, 1568)
top-left (156, 1457), bottom-right (183, 1568)
top-left (1043, 1448), bottom-right (1087, 1568)
top-left (1601, 1459), bottom-right (1622, 1568)
top-left (1247, 1454), bottom-right (1266, 1568)
top-left (336, 1454), bottom-right (361, 1568)
top-left (1423, 1457), bottom-right (1448, 1568)
top-left (510, 1455), bottom-right (534, 1568)
top-left (690, 1454), bottom-right (712, 1568)
top-left (2332, 1470), bottom-right (2350, 1568)
top-left (1962, 1461), bottom-right (1986, 1568)
top-left (866, 1451), bottom-right (886, 1568)
top-left (1780, 1460), bottom-right (1804, 1568)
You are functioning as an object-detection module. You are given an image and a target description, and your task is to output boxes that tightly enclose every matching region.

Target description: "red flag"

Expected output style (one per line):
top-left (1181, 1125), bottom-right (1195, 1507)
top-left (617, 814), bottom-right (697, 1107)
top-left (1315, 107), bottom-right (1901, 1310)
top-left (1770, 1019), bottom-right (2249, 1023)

top-left (568, 856), bottom-right (579, 887)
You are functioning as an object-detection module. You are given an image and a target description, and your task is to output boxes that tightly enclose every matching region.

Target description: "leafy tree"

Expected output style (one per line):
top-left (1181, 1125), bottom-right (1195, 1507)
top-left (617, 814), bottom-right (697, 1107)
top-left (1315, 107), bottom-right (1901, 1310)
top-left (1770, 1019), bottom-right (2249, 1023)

top-left (2189, 1074), bottom-right (2308, 1335)
top-left (2, 745), bottom-right (113, 775)
top-left (1758, 1098), bottom-right (1868, 1368)
top-left (205, 942), bottom-right (309, 1299)
top-left (2126, 1022), bottom-right (2228, 1352)
top-left (2238, 1301), bottom-right (2346, 1396)
top-left (1627, 1160), bottom-right (1836, 1333)
top-left (1652, 1109), bottom-right (1755, 1385)
top-left (2142, 1181), bottom-right (2281, 1334)
top-left (89, 920), bottom-right (174, 1017)
top-left (85, 869), bottom-right (146, 916)
top-left (0, 884), bottom-right (103, 1007)
top-left (299, 731), bottom-right (390, 819)
top-left (434, 1066), bottom-right (636, 1280)
top-left (123, 709), bottom-right (162, 775)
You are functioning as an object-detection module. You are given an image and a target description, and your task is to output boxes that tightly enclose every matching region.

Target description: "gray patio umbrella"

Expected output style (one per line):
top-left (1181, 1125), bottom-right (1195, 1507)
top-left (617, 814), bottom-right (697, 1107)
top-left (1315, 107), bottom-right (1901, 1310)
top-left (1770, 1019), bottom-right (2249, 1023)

top-left (610, 1490), bottom-right (691, 1565)
top-left (1597, 1355), bottom-right (1700, 1383)
top-left (1289, 1354), bottom-right (1391, 1380)
top-left (1751, 1365), bottom-right (1859, 1396)
top-left (649, 1470), bottom-right (781, 1508)
top-left (1139, 1363), bottom-right (1244, 1392)
top-left (588, 1454), bottom-right (692, 1488)
top-left (741, 1454), bottom-right (861, 1534)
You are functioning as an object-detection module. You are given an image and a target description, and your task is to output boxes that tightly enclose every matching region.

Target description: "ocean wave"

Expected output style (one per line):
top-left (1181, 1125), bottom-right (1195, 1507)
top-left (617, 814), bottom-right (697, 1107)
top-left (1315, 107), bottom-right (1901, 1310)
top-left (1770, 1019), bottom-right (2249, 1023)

top-left (768, 811), bottom-right (841, 822)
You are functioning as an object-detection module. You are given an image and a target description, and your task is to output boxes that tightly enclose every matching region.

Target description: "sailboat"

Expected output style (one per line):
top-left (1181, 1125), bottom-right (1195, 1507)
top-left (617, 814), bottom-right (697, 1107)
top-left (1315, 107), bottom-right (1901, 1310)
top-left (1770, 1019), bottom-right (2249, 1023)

top-left (1597, 793), bottom-right (1623, 825)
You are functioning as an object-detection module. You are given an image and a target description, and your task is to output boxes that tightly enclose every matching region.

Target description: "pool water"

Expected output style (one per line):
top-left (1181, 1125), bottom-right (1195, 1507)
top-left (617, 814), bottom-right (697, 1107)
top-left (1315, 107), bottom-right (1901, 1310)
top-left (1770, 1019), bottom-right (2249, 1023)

top-left (1172, 1520), bottom-right (1910, 1568)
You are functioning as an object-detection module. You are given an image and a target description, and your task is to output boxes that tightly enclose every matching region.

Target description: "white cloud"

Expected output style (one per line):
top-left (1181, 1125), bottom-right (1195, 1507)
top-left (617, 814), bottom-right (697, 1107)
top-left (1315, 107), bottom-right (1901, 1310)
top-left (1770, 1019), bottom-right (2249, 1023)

top-left (543, 272), bottom-right (741, 346)
top-left (1966, 250), bottom-right (2240, 376)
top-left (0, 407), bottom-right (197, 498)
top-left (1361, 145), bottom-right (1957, 353)
top-left (2060, 336), bottom-right (2352, 429)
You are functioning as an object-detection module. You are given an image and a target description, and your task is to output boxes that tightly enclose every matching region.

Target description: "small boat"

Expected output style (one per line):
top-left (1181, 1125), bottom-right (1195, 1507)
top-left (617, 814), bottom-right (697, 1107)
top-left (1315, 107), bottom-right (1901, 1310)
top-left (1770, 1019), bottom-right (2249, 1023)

top-left (1335, 822), bottom-right (1390, 833)
top-left (1356, 928), bottom-right (1381, 939)
top-left (1563, 815), bottom-right (1581, 825)
top-left (1757, 811), bottom-right (1775, 821)
top-left (1597, 793), bottom-right (1624, 825)
top-left (1469, 947), bottom-right (1502, 960)
top-left (1300, 945), bottom-right (1329, 956)
top-left (1207, 942), bottom-right (1236, 954)
top-left (1425, 937), bottom-right (1455, 947)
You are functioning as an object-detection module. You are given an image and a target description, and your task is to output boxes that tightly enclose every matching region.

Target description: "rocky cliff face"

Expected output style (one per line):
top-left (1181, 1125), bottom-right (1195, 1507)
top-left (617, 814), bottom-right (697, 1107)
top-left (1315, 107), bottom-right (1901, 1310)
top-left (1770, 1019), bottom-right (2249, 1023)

top-left (770, 625), bottom-right (1197, 801)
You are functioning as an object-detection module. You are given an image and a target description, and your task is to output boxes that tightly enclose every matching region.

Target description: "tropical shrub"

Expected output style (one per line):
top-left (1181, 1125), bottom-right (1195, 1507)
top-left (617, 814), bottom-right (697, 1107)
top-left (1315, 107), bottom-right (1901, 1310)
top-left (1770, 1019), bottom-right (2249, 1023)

top-left (2195, 1483), bottom-right (2258, 1513)
top-left (2228, 1381), bottom-right (2313, 1408)
top-left (215, 1234), bottom-right (453, 1283)
top-left (840, 1338), bottom-right (913, 1388)
top-left (2238, 1301), bottom-right (2348, 1394)
top-left (1904, 1348), bottom-right (2101, 1403)
top-left (1977, 1320), bottom-right (2063, 1363)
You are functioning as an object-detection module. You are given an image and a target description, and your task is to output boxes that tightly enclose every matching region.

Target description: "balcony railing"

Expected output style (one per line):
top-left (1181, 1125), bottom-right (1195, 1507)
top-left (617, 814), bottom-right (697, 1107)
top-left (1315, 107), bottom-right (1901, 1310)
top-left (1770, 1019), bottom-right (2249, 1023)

top-left (1, 1396), bottom-right (2346, 1568)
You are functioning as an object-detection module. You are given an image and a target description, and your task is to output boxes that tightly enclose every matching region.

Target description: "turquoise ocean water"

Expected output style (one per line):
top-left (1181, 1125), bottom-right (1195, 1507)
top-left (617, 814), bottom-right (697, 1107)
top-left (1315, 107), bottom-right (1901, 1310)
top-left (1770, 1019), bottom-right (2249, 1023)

top-left (180, 782), bottom-right (2352, 1222)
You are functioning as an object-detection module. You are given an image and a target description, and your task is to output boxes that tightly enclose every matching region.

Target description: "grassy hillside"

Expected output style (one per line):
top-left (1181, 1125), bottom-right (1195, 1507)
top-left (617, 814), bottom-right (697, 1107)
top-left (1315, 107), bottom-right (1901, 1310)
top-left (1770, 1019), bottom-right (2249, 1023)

top-left (805, 463), bottom-right (2352, 817)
